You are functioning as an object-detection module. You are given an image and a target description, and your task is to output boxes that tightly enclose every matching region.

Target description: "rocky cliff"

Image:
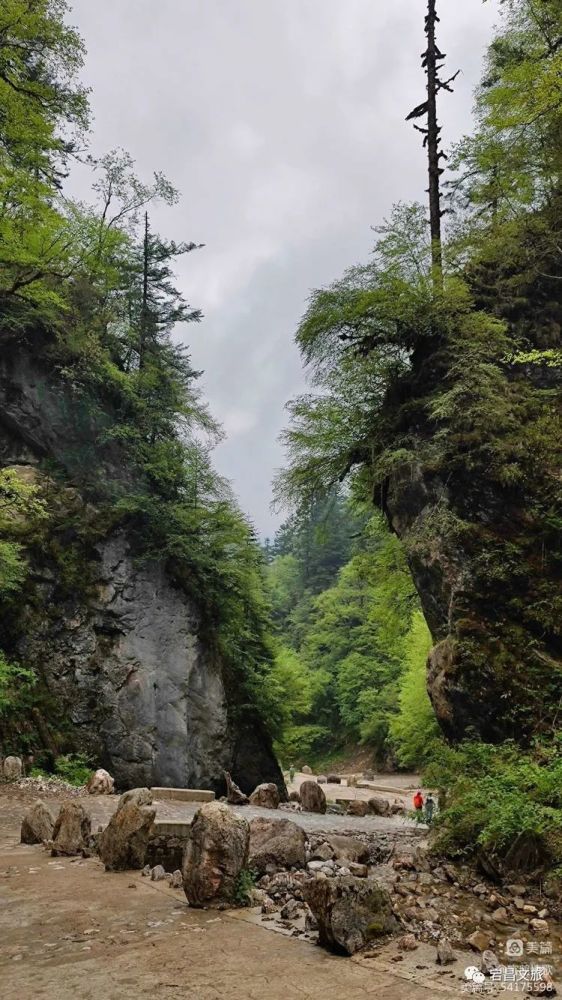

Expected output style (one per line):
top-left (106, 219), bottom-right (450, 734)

top-left (383, 390), bottom-right (562, 745)
top-left (0, 352), bottom-right (284, 794)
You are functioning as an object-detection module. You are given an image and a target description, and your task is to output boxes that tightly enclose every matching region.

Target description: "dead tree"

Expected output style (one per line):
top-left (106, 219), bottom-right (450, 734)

top-left (407, 0), bottom-right (459, 289)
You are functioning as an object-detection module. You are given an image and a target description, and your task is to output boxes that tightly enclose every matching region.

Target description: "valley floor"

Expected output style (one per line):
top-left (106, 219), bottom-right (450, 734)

top-left (0, 784), bottom-right (457, 1000)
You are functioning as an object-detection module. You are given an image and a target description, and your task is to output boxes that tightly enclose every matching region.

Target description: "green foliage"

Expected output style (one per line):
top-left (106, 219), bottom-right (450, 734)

top-left (390, 612), bottom-right (441, 768)
top-left (0, 651), bottom-right (35, 718)
top-left (0, 2), bottom-right (284, 752)
top-left (425, 738), bottom-right (562, 867)
top-left (52, 753), bottom-right (93, 787)
top-left (268, 504), bottom-right (432, 763)
top-left (232, 867), bottom-right (258, 907)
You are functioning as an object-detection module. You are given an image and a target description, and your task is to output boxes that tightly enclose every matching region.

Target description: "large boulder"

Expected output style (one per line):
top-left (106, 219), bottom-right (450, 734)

top-left (183, 801), bottom-right (249, 907)
top-left (249, 783), bottom-right (279, 809)
top-left (326, 835), bottom-right (369, 864)
top-left (98, 789), bottom-right (156, 871)
top-left (86, 768), bottom-right (114, 795)
top-left (368, 796), bottom-right (391, 817)
top-left (299, 780), bottom-right (326, 814)
top-left (248, 816), bottom-right (306, 873)
top-left (51, 801), bottom-right (91, 856)
top-left (304, 875), bottom-right (397, 955)
top-left (20, 800), bottom-right (55, 844)
top-left (347, 800), bottom-right (369, 817)
top-left (3, 756), bottom-right (22, 781)
top-left (116, 787), bottom-right (152, 811)
top-left (302, 765), bottom-right (312, 774)
top-left (224, 771), bottom-right (249, 805)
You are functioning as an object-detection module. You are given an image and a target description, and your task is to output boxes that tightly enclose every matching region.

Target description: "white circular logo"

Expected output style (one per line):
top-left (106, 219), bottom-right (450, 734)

top-left (464, 967), bottom-right (485, 984)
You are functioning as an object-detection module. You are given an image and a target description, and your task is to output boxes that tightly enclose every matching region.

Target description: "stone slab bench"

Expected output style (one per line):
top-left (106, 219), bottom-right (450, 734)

top-left (151, 787), bottom-right (215, 803)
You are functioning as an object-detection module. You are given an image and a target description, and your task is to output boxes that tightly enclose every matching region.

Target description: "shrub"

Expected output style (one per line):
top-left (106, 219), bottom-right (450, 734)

top-left (53, 753), bottom-right (93, 787)
top-left (232, 867), bottom-right (258, 907)
top-left (425, 737), bottom-right (562, 869)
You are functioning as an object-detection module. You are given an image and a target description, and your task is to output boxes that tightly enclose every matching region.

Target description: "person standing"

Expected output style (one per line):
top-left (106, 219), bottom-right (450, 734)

top-left (425, 793), bottom-right (435, 824)
top-left (413, 789), bottom-right (424, 813)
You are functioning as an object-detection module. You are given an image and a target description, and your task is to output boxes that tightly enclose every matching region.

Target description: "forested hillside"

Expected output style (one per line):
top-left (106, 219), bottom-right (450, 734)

top-left (265, 495), bottom-right (437, 767)
top-left (276, 0), bottom-right (562, 867)
top-left (0, 0), bottom-right (283, 791)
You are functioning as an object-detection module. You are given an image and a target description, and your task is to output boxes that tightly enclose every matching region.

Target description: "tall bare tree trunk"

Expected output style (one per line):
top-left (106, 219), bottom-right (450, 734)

top-left (407, 0), bottom-right (458, 295)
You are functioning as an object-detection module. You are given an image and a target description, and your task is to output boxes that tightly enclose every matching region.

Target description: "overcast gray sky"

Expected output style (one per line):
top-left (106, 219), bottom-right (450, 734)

top-left (69, 0), bottom-right (499, 538)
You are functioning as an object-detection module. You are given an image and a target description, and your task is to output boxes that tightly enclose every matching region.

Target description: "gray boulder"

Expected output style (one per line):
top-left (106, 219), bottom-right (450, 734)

top-left (98, 791), bottom-right (156, 871)
top-left (183, 801), bottom-right (249, 907)
top-left (249, 783), bottom-right (280, 809)
top-left (3, 756), bottom-right (22, 781)
top-left (299, 780), bottom-right (326, 814)
top-left (304, 875), bottom-right (397, 955)
top-left (326, 835), bottom-right (369, 864)
top-left (116, 787), bottom-right (152, 812)
top-left (248, 816), bottom-right (306, 873)
top-left (368, 796), bottom-right (391, 816)
top-left (51, 801), bottom-right (91, 856)
top-left (347, 800), bottom-right (368, 817)
top-left (86, 768), bottom-right (114, 795)
top-left (21, 800), bottom-right (55, 844)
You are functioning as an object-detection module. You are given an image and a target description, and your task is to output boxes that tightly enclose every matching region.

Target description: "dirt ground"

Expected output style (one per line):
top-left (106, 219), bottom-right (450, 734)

top-left (0, 784), bottom-right (459, 1000)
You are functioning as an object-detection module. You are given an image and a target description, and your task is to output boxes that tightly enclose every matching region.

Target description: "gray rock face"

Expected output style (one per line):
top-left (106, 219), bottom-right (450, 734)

top-left (304, 875), bottom-right (397, 955)
top-left (0, 354), bottom-right (285, 796)
top-left (21, 800), bottom-right (55, 844)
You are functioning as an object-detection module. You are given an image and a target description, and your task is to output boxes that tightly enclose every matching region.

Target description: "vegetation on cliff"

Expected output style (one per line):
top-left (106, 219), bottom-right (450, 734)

top-left (276, 0), bottom-right (561, 861)
top-left (0, 1), bottom-right (281, 755)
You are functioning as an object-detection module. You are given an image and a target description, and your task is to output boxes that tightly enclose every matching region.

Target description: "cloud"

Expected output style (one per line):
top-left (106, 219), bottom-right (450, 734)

top-left (68, 0), bottom-right (499, 536)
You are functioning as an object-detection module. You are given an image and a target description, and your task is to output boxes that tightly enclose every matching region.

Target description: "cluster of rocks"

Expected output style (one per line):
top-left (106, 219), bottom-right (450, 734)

top-left (3, 759), bottom-right (115, 795)
top-left (17, 785), bottom-right (559, 976)
top-left (20, 798), bottom-right (94, 856)
top-left (142, 863), bottom-right (183, 889)
top-left (387, 852), bottom-right (556, 966)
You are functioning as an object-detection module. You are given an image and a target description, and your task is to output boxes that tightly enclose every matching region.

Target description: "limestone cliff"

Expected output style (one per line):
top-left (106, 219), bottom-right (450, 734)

top-left (0, 352), bottom-right (284, 794)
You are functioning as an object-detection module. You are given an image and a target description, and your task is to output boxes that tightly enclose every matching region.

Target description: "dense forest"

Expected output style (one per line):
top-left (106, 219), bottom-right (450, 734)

top-left (0, 0), bottom-right (561, 872)
top-left (264, 494), bottom-right (437, 768)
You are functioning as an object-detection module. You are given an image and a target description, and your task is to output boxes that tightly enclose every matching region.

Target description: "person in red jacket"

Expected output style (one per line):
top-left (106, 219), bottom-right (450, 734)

top-left (413, 790), bottom-right (424, 813)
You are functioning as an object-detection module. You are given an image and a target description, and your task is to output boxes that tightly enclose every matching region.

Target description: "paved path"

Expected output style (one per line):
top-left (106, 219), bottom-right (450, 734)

top-left (0, 831), bottom-right (449, 1000)
top-left (77, 795), bottom-right (424, 837)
